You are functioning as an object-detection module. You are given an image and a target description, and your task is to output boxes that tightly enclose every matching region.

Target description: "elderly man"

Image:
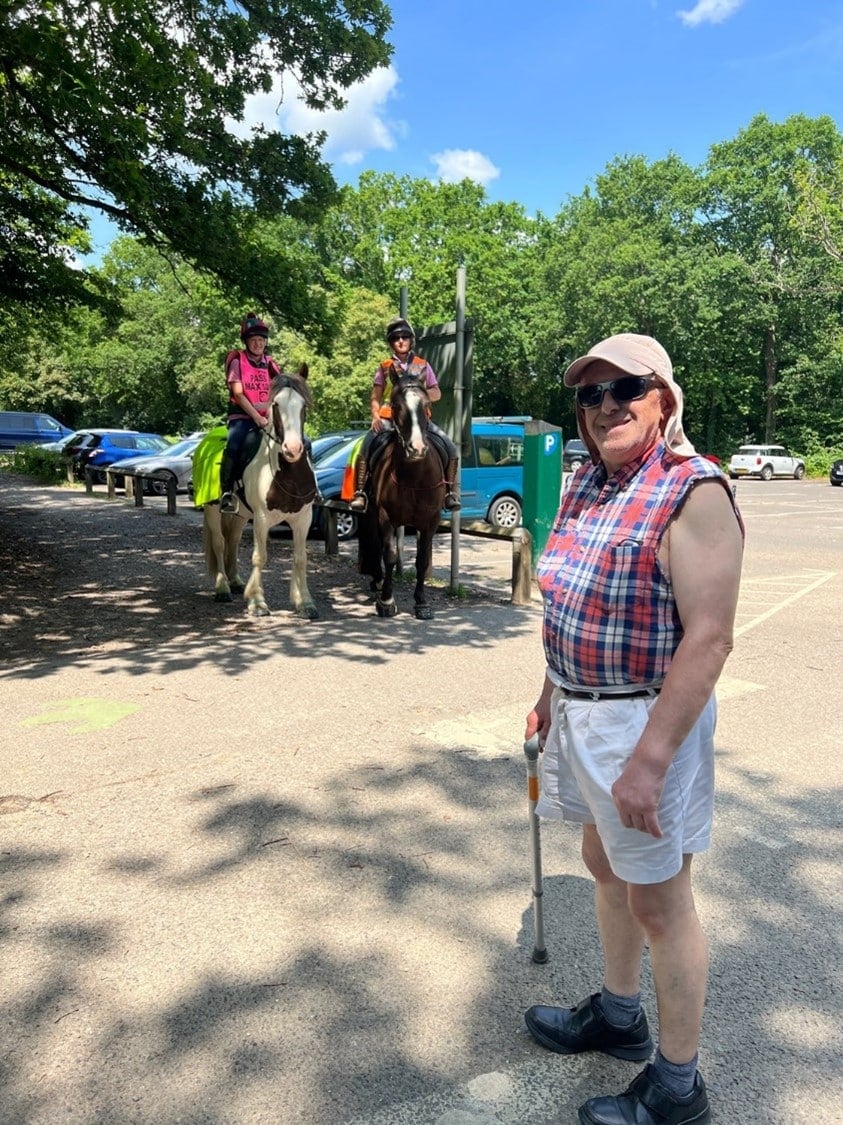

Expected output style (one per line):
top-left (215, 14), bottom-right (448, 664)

top-left (525, 334), bottom-right (743, 1125)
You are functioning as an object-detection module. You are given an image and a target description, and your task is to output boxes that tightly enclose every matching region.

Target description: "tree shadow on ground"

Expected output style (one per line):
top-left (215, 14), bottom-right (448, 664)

top-left (0, 739), bottom-right (838, 1123)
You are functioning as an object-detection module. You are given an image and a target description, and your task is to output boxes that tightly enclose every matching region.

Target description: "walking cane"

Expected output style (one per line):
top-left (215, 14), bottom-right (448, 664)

top-left (523, 733), bottom-right (548, 963)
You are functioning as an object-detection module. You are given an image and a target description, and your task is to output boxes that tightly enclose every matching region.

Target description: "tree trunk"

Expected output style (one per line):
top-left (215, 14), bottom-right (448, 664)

top-left (763, 324), bottom-right (777, 442)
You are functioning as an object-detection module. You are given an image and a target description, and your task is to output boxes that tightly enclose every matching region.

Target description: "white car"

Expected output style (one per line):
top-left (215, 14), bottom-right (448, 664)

top-left (728, 444), bottom-right (805, 481)
top-left (105, 435), bottom-right (204, 495)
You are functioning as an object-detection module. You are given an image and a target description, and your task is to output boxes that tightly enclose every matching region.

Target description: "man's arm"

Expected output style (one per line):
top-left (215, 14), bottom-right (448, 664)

top-left (611, 481), bottom-right (744, 836)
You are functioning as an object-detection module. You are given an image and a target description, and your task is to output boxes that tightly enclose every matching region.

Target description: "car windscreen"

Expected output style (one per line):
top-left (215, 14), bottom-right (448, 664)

top-left (315, 438), bottom-right (361, 469)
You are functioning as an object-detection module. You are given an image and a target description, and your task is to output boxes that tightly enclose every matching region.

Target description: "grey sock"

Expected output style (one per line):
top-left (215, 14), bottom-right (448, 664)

top-left (598, 986), bottom-right (642, 1028)
top-left (653, 1048), bottom-right (698, 1099)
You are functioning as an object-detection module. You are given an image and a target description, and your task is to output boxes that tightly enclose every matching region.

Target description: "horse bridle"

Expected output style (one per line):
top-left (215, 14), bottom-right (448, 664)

top-left (265, 376), bottom-right (307, 452)
top-left (391, 379), bottom-right (430, 457)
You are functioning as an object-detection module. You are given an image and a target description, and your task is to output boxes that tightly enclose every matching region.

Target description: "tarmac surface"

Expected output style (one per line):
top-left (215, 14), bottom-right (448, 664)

top-left (0, 473), bottom-right (840, 1124)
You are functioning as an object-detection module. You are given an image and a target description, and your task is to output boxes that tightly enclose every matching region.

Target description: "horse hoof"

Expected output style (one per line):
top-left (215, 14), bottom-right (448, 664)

top-left (298, 604), bottom-right (319, 620)
top-left (376, 600), bottom-right (397, 618)
top-left (214, 591), bottom-right (233, 603)
top-left (230, 581), bottom-right (245, 595)
top-left (248, 604), bottom-right (271, 617)
top-left (415, 605), bottom-right (434, 620)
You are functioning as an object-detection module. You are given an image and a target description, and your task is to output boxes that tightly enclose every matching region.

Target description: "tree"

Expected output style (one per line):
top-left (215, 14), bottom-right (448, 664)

top-left (316, 172), bottom-right (541, 415)
top-left (1, 0), bottom-right (392, 333)
top-left (702, 114), bottom-right (843, 442)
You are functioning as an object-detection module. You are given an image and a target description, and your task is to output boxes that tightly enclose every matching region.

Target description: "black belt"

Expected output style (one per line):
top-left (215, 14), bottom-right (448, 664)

top-left (559, 686), bottom-right (661, 701)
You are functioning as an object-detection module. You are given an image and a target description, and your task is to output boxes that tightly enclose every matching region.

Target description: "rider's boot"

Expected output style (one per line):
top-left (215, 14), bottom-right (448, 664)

top-left (219, 450), bottom-right (240, 515)
top-left (349, 455), bottom-right (369, 512)
top-left (443, 457), bottom-right (461, 511)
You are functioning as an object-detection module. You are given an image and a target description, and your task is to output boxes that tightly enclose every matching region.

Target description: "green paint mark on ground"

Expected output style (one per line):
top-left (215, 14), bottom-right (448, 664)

top-left (21, 697), bottom-right (141, 733)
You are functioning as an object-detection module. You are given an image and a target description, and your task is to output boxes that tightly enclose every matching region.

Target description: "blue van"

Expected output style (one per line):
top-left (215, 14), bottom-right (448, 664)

top-left (0, 411), bottom-right (73, 451)
top-left (456, 417), bottom-right (528, 529)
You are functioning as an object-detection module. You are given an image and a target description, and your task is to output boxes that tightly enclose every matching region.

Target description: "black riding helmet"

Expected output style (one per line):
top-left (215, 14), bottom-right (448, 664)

top-left (240, 313), bottom-right (270, 342)
top-left (385, 317), bottom-right (414, 345)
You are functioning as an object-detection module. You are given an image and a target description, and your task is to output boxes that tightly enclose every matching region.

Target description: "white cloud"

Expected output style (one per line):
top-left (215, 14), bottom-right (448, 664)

top-left (430, 149), bottom-right (501, 187)
top-left (238, 64), bottom-right (404, 166)
top-left (677, 0), bottom-right (745, 27)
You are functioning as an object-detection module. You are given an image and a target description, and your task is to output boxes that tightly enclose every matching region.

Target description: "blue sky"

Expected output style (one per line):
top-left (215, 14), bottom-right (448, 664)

top-left (85, 0), bottom-right (843, 256)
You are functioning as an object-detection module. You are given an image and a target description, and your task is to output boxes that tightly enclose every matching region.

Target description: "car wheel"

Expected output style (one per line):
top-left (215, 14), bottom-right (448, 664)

top-left (793, 464), bottom-right (805, 480)
top-left (832, 480), bottom-right (842, 487)
top-left (150, 472), bottom-right (175, 496)
top-left (759, 465), bottom-right (773, 481)
top-left (336, 510), bottom-right (358, 540)
top-left (487, 494), bottom-right (521, 530)
top-left (569, 458), bottom-right (583, 471)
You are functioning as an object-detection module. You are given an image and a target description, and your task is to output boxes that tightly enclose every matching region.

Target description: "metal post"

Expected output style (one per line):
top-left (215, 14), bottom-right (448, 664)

top-left (450, 265), bottom-right (465, 591)
top-left (524, 734), bottom-right (548, 963)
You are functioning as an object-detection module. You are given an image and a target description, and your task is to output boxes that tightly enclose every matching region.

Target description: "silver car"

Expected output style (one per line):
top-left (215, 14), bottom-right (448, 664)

top-left (728, 444), bottom-right (805, 481)
top-left (107, 435), bottom-right (204, 495)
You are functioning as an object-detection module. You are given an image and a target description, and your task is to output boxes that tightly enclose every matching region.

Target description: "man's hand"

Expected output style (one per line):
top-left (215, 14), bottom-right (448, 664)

top-left (611, 757), bottom-right (667, 838)
top-left (525, 676), bottom-right (554, 749)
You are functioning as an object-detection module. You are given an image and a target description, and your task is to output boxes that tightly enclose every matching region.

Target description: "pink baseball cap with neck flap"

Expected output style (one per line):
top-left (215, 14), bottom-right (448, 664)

top-left (563, 332), bottom-right (697, 458)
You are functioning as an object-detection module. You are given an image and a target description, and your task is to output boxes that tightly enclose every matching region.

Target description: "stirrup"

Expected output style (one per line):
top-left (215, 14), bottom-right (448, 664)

top-left (443, 492), bottom-right (461, 511)
top-left (220, 491), bottom-right (239, 514)
top-left (349, 491), bottom-right (368, 512)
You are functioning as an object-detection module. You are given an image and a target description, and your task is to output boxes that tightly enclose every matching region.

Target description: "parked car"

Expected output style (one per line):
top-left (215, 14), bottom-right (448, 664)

top-left (105, 435), bottom-right (204, 495)
top-left (830, 458), bottom-right (843, 487)
top-left (309, 434), bottom-right (367, 541)
top-left (64, 429), bottom-right (171, 482)
top-left (0, 410), bottom-right (73, 451)
top-left (728, 444), bottom-right (805, 481)
top-left (562, 437), bottom-right (589, 472)
top-left (311, 429), bottom-right (368, 465)
top-left (454, 418), bottom-right (528, 528)
top-left (311, 419), bottom-right (530, 538)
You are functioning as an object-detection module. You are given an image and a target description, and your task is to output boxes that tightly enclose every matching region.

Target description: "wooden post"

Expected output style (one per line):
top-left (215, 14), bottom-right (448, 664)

top-left (166, 476), bottom-right (177, 516)
top-left (511, 527), bottom-right (533, 606)
top-left (324, 506), bottom-right (339, 556)
top-left (134, 476), bottom-right (144, 507)
top-left (107, 470), bottom-right (117, 499)
top-left (84, 467), bottom-right (94, 493)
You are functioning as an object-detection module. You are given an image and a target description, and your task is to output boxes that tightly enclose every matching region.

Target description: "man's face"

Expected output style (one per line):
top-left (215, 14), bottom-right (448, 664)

top-left (578, 360), bottom-right (667, 474)
top-left (246, 334), bottom-right (268, 358)
top-left (390, 332), bottom-right (413, 358)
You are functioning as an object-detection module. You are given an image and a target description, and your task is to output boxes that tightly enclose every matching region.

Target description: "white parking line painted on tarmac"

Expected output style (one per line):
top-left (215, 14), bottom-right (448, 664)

top-left (733, 570), bottom-right (836, 638)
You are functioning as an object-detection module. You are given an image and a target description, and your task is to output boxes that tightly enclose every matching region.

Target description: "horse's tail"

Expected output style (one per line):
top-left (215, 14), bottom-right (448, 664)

top-left (202, 507), bottom-right (219, 578)
top-left (356, 508), bottom-right (382, 581)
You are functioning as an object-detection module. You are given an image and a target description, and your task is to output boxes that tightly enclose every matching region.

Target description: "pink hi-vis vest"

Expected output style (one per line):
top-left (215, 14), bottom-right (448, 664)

top-left (227, 350), bottom-right (279, 421)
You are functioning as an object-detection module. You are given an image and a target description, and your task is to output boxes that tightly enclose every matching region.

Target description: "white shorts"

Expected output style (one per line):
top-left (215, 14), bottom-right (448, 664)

top-left (536, 689), bottom-right (716, 885)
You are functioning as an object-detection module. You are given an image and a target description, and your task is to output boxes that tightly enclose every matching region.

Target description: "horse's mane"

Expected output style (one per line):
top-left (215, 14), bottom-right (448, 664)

top-left (269, 365), bottom-right (313, 412)
top-left (390, 376), bottom-right (430, 406)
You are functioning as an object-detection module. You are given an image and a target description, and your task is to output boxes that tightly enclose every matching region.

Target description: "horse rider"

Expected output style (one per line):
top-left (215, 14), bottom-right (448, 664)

top-left (349, 317), bottom-right (461, 513)
top-left (220, 313), bottom-right (281, 514)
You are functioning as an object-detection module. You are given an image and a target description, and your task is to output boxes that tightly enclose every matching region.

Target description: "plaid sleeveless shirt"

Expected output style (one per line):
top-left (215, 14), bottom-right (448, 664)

top-left (537, 440), bottom-right (734, 688)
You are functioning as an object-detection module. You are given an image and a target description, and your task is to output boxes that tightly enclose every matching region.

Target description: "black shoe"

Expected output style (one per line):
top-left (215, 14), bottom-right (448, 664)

top-left (443, 492), bottom-right (461, 511)
top-left (349, 492), bottom-right (368, 512)
top-left (524, 993), bottom-right (653, 1061)
top-left (220, 491), bottom-right (239, 514)
top-left (578, 1064), bottom-right (710, 1124)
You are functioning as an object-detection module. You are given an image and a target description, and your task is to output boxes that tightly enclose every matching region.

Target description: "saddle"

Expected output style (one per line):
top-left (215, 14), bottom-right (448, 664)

top-left (369, 428), bottom-right (448, 475)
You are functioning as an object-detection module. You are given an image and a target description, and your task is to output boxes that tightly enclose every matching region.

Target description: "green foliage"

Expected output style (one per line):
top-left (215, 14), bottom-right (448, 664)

top-left (0, 0), bottom-right (392, 324)
top-left (2, 108), bottom-right (842, 462)
top-left (5, 446), bottom-right (70, 484)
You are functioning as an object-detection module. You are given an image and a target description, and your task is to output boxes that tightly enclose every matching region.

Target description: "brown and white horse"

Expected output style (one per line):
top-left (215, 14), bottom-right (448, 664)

top-left (202, 368), bottom-right (319, 618)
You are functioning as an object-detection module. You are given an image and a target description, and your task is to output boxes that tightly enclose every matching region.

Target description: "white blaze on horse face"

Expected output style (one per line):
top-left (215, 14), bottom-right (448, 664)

top-left (275, 386), bottom-right (305, 461)
top-left (405, 386), bottom-right (428, 457)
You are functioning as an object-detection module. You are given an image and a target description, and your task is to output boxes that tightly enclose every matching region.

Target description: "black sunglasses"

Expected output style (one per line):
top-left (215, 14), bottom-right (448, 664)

top-left (389, 332), bottom-right (413, 341)
top-left (575, 375), bottom-right (657, 409)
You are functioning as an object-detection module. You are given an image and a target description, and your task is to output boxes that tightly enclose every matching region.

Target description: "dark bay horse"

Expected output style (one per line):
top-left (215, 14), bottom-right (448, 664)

top-left (357, 377), bottom-right (446, 619)
top-left (201, 367), bottom-right (319, 618)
